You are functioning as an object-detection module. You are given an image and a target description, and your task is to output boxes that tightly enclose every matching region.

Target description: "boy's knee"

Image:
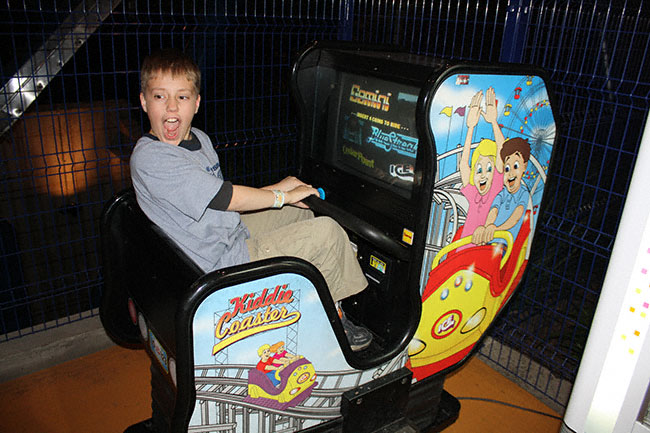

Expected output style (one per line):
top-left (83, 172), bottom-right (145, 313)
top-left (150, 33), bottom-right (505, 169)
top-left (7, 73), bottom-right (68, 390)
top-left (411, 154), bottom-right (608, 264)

top-left (313, 216), bottom-right (347, 243)
top-left (314, 215), bottom-right (338, 229)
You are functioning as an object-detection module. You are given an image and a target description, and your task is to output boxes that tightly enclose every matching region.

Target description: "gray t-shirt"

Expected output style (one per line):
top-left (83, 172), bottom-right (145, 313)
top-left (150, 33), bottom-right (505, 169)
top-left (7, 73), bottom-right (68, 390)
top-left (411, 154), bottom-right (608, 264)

top-left (130, 127), bottom-right (250, 272)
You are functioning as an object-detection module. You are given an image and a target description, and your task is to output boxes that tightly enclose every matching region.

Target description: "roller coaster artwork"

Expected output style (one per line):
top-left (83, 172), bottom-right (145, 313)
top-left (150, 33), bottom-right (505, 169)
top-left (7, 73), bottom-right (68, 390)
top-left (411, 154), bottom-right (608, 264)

top-left (191, 355), bottom-right (407, 432)
top-left (189, 272), bottom-right (409, 432)
top-left (407, 72), bottom-right (555, 380)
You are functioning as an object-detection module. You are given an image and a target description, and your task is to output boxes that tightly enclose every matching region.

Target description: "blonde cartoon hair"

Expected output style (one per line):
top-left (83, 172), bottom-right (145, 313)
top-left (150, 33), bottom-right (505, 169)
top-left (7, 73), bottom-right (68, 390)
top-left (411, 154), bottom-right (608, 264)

top-left (257, 344), bottom-right (270, 357)
top-left (270, 341), bottom-right (285, 352)
top-left (469, 138), bottom-right (497, 186)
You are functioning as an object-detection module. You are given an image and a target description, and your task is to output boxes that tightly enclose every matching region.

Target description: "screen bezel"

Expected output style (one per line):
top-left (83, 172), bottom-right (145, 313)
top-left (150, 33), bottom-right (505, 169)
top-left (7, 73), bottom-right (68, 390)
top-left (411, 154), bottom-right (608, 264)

top-left (325, 71), bottom-right (421, 201)
top-left (300, 68), bottom-right (427, 242)
top-left (292, 44), bottom-right (438, 247)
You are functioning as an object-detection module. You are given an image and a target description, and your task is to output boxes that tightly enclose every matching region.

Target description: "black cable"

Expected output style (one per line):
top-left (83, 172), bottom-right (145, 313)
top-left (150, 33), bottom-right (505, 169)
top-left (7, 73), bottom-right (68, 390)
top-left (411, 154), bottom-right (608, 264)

top-left (456, 396), bottom-right (563, 421)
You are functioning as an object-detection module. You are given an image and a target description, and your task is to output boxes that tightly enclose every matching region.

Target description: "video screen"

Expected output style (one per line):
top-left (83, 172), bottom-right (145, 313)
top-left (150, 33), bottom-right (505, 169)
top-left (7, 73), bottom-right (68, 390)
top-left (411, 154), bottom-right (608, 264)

top-left (330, 72), bottom-right (420, 199)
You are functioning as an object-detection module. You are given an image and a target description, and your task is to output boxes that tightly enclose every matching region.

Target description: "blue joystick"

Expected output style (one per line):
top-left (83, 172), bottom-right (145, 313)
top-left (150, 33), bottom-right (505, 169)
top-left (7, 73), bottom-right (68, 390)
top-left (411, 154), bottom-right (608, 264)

top-left (317, 187), bottom-right (326, 200)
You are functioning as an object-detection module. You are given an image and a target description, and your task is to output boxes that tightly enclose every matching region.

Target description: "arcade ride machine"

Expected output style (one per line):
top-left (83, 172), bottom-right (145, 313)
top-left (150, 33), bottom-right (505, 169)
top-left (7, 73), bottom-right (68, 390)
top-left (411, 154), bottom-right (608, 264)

top-left (100, 40), bottom-right (558, 433)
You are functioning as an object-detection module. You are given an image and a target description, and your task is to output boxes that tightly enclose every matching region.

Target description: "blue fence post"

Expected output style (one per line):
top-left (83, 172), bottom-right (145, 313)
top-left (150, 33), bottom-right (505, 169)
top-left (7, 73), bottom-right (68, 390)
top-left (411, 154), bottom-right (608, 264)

top-left (500, 0), bottom-right (532, 63)
top-left (338, 0), bottom-right (354, 41)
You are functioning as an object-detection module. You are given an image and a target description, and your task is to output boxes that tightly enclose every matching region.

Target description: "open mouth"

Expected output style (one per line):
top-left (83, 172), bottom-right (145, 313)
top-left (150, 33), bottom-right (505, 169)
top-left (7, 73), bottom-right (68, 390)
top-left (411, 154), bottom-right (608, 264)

top-left (163, 118), bottom-right (180, 140)
top-left (507, 176), bottom-right (516, 189)
top-left (478, 179), bottom-right (488, 193)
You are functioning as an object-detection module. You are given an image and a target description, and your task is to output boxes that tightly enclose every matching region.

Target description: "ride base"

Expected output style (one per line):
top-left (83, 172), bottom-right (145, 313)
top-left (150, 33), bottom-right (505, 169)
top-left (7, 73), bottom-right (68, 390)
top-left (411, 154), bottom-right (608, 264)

top-left (125, 369), bottom-right (459, 433)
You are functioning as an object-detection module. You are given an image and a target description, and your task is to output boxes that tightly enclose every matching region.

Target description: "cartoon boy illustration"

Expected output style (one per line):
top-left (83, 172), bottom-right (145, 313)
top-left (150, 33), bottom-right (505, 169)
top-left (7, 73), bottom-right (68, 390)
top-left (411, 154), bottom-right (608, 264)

top-left (458, 87), bottom-right (505, 247)
top-left (256, 344), bottom-right (284, 387)
top-left (473, 137), bottom-right (531, 246)
top-left (270, 341), bottom-right (300, 368)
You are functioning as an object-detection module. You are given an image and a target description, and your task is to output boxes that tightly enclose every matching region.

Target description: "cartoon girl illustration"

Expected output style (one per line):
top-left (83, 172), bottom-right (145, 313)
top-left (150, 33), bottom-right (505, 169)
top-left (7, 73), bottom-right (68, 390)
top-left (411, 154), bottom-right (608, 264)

top-left (270, 341), bottom-right (300, 368)
top-left (458, 87), bottom-right (505, 247)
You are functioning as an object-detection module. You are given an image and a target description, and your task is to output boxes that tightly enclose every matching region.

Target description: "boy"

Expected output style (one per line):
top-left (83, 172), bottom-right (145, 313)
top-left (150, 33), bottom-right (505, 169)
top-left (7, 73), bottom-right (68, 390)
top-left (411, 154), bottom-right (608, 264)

top-left (130, 48), bottom-right (371, 351)
top-left (472, 137), bottom-right (531, 246)
top-left (256, 344), bottom-right (283, 387)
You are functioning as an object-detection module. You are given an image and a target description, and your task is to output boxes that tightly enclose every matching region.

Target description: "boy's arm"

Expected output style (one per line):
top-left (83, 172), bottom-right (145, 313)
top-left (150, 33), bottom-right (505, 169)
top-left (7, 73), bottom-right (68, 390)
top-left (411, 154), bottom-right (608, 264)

top-left (228, 183), bottom-right (318, 212)
top-left (261, 176), bottom-right (311, 192)
top-left (494, 205), bottom-right (525, 232)
top-left (476, 204), bottom-right (525, 244)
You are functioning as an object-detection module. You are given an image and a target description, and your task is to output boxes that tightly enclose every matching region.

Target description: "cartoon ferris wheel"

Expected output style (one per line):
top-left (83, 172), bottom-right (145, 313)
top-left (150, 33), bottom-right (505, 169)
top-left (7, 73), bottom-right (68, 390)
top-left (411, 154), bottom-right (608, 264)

top-left (500, 76), bottom-right (556, 161)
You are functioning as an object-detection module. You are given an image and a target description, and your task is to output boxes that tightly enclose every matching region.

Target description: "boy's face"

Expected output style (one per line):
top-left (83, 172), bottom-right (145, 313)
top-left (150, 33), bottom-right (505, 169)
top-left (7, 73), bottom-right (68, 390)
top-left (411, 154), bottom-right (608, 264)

top-left (140, 71), bottom-right (200, 146)
top-left (503, 152), bottom-right (527, 193)
top-left (474, 154), bottom-right (495, 196)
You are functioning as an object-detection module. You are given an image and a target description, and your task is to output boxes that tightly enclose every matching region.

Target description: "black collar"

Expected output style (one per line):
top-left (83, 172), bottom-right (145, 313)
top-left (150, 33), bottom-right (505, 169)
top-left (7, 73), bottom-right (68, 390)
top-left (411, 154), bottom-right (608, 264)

top-left (145, 132), bottom-right (200, 151)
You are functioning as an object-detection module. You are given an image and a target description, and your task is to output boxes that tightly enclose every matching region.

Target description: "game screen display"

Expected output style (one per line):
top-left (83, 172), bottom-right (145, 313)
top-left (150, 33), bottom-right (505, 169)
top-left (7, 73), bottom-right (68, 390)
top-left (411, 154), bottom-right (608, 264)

top-left (328, 72), bottom-right (420, 199)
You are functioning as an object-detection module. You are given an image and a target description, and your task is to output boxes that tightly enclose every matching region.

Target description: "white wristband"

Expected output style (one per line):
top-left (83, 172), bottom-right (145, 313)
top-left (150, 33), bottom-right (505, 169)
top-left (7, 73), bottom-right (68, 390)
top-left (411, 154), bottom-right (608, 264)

top-left (272, 190), bottom-right (285, 208)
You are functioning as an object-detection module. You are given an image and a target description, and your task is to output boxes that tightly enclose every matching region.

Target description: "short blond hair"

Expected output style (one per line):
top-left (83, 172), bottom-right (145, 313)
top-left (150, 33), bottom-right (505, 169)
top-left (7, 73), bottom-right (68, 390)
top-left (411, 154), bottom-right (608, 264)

top-left (469, 138), bottom-right (497, 186)
top-left (140, 48), bottom-right (201, 95)
top-left (257, 344), bottom-right (270, 357)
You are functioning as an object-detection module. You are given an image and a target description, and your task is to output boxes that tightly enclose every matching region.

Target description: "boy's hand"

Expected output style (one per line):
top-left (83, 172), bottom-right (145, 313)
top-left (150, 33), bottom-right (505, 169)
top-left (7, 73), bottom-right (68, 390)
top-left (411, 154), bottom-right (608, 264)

top-left (274, 176), bottom-right (312, 192)
top-left (285, 185), bottom-right (319, 208)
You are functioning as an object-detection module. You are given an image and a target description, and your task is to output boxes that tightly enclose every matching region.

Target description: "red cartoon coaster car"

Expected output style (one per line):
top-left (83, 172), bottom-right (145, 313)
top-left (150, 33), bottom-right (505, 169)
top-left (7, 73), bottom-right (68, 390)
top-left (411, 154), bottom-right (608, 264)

top-left (407, 211), bottom-right (532, 380)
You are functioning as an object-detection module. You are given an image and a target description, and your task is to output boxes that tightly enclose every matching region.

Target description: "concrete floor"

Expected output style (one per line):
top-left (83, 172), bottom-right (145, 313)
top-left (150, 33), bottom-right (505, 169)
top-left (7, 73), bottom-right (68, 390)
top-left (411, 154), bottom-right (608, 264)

top-left (0, 337), bottom-right (563, 433)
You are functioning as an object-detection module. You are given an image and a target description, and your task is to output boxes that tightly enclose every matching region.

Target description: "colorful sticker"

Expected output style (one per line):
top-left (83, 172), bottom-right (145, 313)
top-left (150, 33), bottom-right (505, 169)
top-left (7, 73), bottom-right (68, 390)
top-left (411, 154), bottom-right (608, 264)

top-left (432, 310), bottom-right (462, 339)
top-left (369, 255), bottom-right (387, 274)
top-left (402, 228), bottom-right (414, 245)
top-left (149, 329), bottom-right (169, 374)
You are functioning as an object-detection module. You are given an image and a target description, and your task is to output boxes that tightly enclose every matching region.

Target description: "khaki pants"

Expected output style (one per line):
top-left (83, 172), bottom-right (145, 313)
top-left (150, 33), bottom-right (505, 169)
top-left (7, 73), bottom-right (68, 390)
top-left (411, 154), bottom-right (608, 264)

top-left (242, 206), bottom-right (368, 303)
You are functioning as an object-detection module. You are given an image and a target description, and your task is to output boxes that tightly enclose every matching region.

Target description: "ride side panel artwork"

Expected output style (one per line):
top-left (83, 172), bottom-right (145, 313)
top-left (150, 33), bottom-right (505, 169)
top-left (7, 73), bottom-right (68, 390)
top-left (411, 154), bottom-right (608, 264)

top-left (407, 73), bottom-right (555, 380)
